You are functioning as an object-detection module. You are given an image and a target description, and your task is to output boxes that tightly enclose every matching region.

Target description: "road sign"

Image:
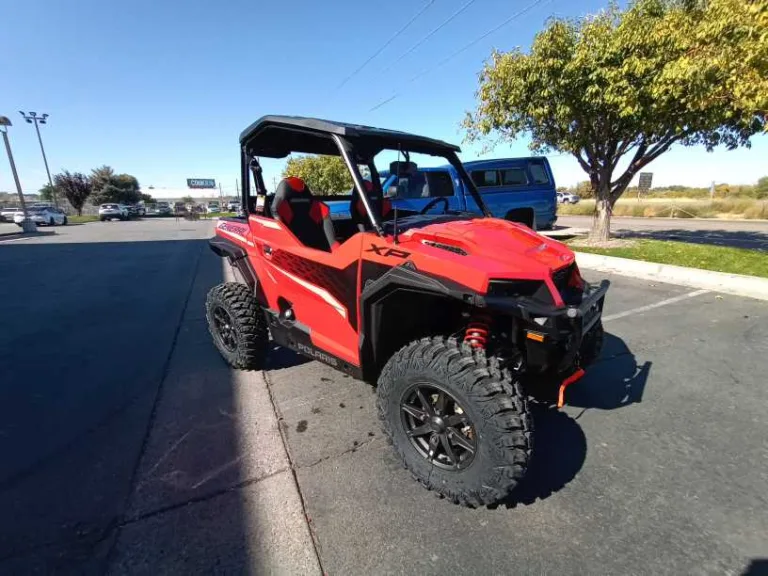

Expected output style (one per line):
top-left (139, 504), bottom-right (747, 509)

top-left (638, 172), bottom-right (653, 192)
top-left (187, 178), bottom-right (216, 189)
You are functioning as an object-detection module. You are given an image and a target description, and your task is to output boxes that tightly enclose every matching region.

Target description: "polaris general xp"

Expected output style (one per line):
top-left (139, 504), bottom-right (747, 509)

top-left (206, 116), bottom-right (609, 507)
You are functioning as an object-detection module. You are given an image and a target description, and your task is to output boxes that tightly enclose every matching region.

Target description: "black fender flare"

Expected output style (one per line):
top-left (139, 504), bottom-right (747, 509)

top-left (208, 236), bottom-right (266, 305)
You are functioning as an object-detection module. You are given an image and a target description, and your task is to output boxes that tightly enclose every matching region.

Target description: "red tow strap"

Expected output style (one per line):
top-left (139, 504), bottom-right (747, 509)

top-left (557, 368), bottom-right (585, 408)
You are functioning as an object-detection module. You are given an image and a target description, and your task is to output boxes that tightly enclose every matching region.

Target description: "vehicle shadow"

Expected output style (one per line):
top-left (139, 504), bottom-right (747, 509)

top-left (498, 405), bottom-right (587, 508)
top-left (566, 332), bottom-right (651, 410)
top-left (265, 344), bottom-right (311, 370)
top-left (615, 228), bottom-right (768, 251)
top-left (499, 332), bottom-right (647, 508)
top-left (0, 239), bottom-right (263, 573)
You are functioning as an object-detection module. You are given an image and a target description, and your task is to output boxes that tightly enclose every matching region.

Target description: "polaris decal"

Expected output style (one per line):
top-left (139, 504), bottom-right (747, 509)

top-left (296, 342), bottom-right (339, 367)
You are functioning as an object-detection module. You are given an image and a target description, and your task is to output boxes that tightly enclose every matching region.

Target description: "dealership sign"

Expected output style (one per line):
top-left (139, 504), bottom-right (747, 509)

top-left (187, 178), bottom-right (216, 189)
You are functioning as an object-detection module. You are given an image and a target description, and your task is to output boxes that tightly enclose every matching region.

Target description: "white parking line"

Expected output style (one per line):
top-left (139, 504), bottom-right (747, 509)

top-left (602, 289), bottom-right (709, 322)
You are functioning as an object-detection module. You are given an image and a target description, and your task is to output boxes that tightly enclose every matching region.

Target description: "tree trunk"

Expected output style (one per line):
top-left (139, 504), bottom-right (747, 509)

top-left (590, 197), bottom-right (612, 242)
top-left (77, 207), bottom-right (82, 216)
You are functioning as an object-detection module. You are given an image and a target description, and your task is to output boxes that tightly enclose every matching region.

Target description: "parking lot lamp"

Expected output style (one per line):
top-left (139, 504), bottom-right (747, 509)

top-left (0, 116), bottom-right (36, 232)
top-left (19, 111), bottom-right (57, 206)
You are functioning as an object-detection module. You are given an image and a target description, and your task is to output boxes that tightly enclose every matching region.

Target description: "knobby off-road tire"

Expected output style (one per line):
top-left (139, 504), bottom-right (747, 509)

top-left (206, 282), bottom-right (268, 370)
top-left (377, 337), bottom-right (533, 507)
top-left (579, 320), bottom-right (604, 367)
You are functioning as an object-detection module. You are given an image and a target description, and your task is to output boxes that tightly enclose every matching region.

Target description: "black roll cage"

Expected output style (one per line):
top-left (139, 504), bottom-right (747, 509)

top-left (239, 117), bottom-right (492, 236)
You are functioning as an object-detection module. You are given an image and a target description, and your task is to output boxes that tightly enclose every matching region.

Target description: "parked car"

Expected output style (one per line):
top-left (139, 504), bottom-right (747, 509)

top-left (98, 203), bottom-right (129, 221)
top-left (226, 200), bottom-right (240, 212)
top-left (207, 201), bottom-right (221, 214)
top-left (13, 205), bottom-right (67, 226)
top-left (157, 201), bottom-right (172, 216)
top-left (1, 207), bottom-right (19, 222)
top-left (125, 204), bottom-right (143, 217)
top-left (557, 191), bottom-right (580, 204)
top-left (327, 156), bottom-right (557, 230)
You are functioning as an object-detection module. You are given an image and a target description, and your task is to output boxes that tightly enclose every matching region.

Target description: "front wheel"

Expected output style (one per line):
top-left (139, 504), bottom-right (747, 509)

top-left (377, 337), bottom-right (533, 507)
top-left (206, 282), bottom-right (269, 369)
top-left (579, 320), bottom-right (604, 367)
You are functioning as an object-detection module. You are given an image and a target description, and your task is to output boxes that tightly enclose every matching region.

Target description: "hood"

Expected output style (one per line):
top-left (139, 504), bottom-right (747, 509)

top-left (399, 218), bottom-right (574, 280)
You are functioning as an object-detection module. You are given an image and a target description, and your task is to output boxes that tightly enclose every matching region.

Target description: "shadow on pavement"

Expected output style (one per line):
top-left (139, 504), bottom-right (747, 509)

top-left (567, 332), bottom-right (651, 410)
top-left (500, 406), bottom-right (587, 508)
top-left (615, 227), bottom-right (768, 251)
top-left (0, 238), bottom-right (262, 573)
top-left (501, 332), bottom-right (647, 508)
top-left (266, 343), bottom-right (311, 370)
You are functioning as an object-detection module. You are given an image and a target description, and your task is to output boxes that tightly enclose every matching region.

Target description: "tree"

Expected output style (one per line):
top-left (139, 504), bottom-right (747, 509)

top-left (90, 167), bottom-right (142, 205)
top-left (53, 171), bottom-right (92, 216)
top-left (576, 181), bottom-right (595, 199)
top-left (39, 183), bottom-right (58, 203)
top-left (90, 165), bottom-right (115, 195)
top-left (464, 0), bottom-right (767, 241)
top-left (181, 195), bottom-right (195, 205)
top-left (756, 176), bottom-right (768, 198)
top-left (282, 155), bottom-right (353, 195)
top-left (140, 193), bottom-right (154, 203)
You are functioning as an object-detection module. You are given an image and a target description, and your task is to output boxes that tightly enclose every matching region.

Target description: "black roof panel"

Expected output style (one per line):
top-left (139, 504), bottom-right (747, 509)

top-left (239, 115), bottom-right (460, 158)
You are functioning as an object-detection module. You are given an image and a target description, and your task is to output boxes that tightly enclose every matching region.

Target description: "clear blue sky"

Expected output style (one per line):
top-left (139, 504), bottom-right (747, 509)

top-left (2, 0), bottom-right (766, 198)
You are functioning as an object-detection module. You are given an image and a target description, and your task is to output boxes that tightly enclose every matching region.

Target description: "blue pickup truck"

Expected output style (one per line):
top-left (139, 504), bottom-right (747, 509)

top-left (328, 157), bottom-right (557, 230)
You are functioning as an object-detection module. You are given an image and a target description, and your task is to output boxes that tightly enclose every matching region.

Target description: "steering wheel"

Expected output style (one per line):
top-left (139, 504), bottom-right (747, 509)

top-left (419, 197), bottom-right (450, 214)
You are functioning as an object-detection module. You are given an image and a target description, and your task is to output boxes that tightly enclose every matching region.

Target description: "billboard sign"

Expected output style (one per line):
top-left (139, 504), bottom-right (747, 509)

top-left (187, 178), bottom-right (216, 189)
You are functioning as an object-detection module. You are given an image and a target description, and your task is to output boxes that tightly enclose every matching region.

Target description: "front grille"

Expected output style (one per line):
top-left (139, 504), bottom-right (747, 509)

top-left (552, 263), bottom-right (583, 305)
top-left (551, 264), bottom-right (573, 293)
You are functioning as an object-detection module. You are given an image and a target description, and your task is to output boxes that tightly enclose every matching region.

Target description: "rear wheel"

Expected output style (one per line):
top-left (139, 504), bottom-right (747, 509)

top-left (48, 217), bottom-right (55, 226)
top-left (62, 216), bottom-right (68, 225)
top-left (377, 337), bottom-right (533, 507)
top-left (206, 282), bottom-right (269, 369)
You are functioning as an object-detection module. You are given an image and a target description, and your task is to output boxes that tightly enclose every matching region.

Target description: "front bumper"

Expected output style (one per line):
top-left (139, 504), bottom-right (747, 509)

top-left (485, 280), bottom-right (609, 374)
top-left (14, 215), bottom-right (45, 224)
top-left (524, 280), bottom-right (608, 373)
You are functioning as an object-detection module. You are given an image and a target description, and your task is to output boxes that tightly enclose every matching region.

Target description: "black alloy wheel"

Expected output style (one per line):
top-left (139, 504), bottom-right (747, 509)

top-left (212, 305), bottom-right (238, 352)
top-left (400, 383), bottom-right (477, 470)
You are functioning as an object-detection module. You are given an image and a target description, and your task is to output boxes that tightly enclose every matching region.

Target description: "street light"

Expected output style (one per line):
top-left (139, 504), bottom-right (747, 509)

top-left (19, 110), bottom-right (56, 206)
top-left (0, 116), bottom-right (36, 232)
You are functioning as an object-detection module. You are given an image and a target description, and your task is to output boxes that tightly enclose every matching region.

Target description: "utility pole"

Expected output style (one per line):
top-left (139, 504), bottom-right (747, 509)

top-left (0, 116), bottom-right (36, 232)
top-left (19, 111), bottom-right (56, 206)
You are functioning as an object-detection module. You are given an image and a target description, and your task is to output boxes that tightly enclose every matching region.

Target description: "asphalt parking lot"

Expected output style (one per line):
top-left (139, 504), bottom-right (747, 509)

top-left (1, 219), bottom-right (766, 574)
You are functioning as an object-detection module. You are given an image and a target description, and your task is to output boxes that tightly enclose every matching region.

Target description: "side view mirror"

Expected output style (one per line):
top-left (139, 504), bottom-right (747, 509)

top-left (386, 185), bottom-right (399, 199)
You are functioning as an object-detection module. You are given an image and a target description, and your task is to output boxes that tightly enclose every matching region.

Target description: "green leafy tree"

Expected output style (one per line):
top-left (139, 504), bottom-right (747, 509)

top-left (756, 176), bottom-right (768, 199)
top-left (181, 195), bottom-right (195, 204)
top-left (140, 193), bottom-right (154, 203)
top-left (90, 166), bottom-right (115, 195)
top-left (464, 0), bottom-right (767, 240)
top-left (90, 167), bottom-right (142, 205)
top-left (39, 183), bottom-right (58, 203)
top-left (576, 181), bottom-right (595, 199)
top-left (282, 155), bottom-right (353, 195)
top-left (53, 171), bottom-right (92, 216)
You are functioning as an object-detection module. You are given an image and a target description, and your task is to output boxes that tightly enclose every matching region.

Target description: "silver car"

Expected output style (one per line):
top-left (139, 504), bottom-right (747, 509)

top-left (98, 204), bottom-right (129, 221)
top-left (13, 206), bottom-right (68, 226)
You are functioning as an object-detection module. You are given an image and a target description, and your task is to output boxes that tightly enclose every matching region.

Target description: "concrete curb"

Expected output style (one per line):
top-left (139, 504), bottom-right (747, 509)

top-left (575, 251), bottom-right (768, 302)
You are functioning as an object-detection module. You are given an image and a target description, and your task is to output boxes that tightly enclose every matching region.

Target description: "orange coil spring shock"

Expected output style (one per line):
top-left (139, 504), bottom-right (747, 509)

top-left (464, 316), bottom-right (491, 348)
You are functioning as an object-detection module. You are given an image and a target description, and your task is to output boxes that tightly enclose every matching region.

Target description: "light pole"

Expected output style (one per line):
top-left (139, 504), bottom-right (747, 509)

top-left (0, 116), bottom-right (37, 232)
top-left (19, 111), bottom-right (56, 206)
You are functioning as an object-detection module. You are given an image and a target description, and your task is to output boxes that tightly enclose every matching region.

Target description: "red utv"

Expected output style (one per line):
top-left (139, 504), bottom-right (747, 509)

top-left (206, 116), bottom-right (609, 507)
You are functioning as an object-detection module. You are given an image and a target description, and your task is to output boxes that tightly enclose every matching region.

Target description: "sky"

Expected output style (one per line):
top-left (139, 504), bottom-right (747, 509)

top-left (1, 0), bottom-right (766, 199)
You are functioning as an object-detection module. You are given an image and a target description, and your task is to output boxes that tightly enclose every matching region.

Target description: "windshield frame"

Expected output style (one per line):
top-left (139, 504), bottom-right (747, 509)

top-left (335, 136), bottom-right (491, 237)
